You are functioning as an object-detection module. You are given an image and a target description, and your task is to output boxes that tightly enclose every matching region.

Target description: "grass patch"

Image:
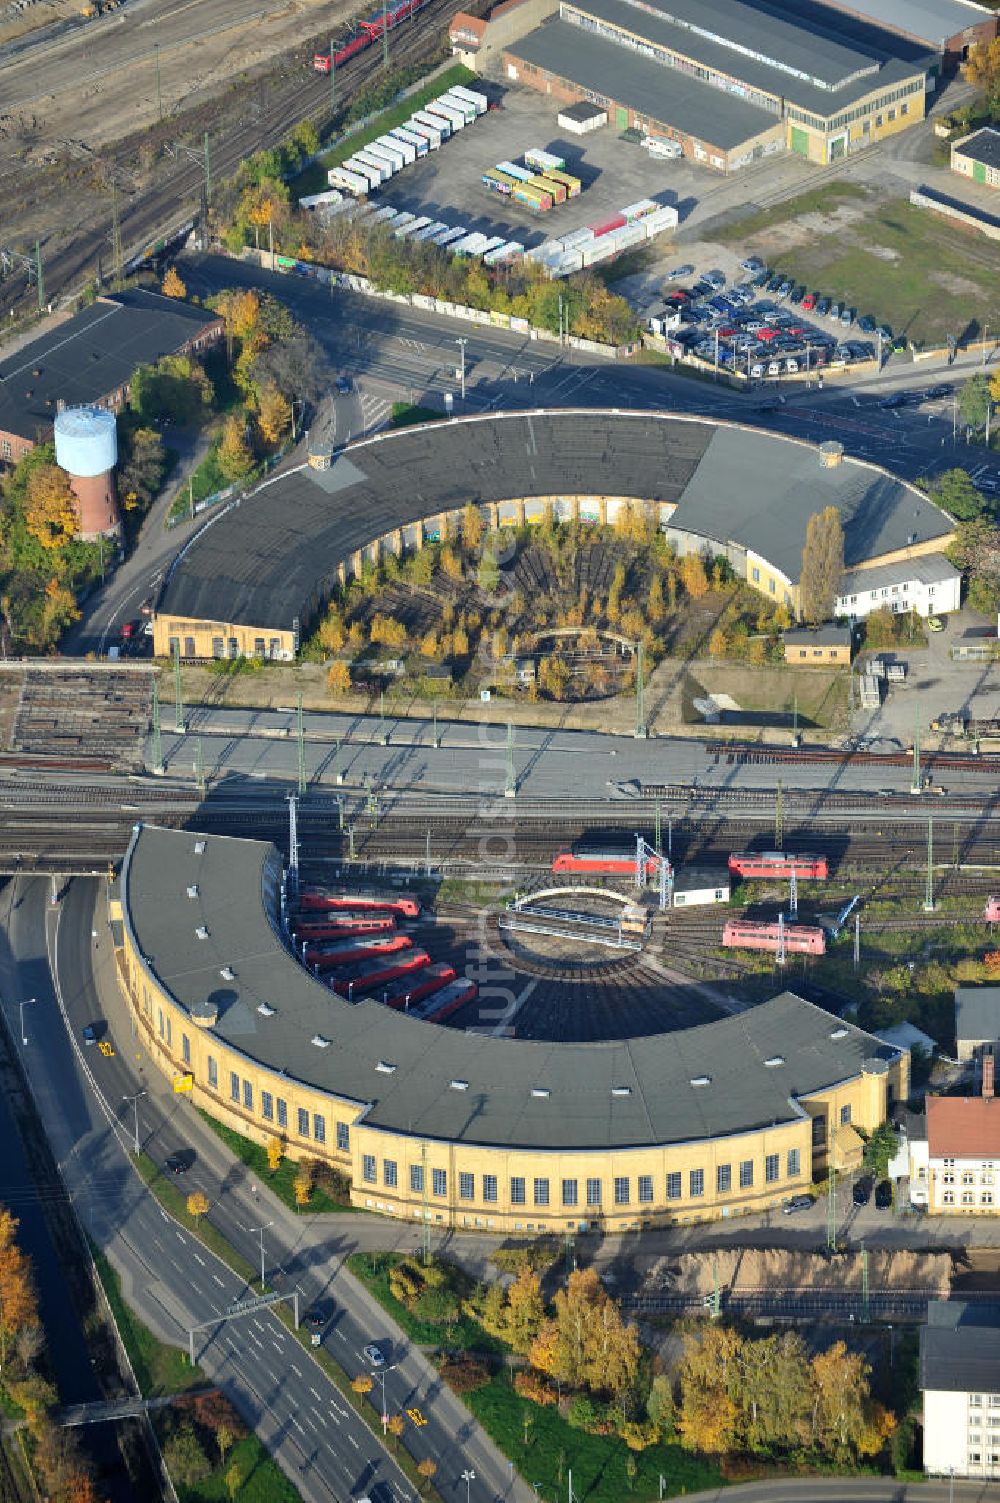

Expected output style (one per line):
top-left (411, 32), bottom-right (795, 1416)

top-left (165, 1431), bottom-right (301, 1503)
top-left (297, 63), bottom-right (476, 194)
top-left (347, 1252), bottom-right (506, 1353)
top-left (435, 877), bottom-right (513, 905)
top-left (728, 186), bottom-right (1000, 348)
top-left (91, 1245), bottom-right (203, 1398)
top-left (194, 1111), bottom-right (353, 1214)
top-left (714, 180), bottom-right (869, 242)
top-left (391, 401), bottom-right (446, 427)
top-left (466, 1372), bottom-right (722, 1503)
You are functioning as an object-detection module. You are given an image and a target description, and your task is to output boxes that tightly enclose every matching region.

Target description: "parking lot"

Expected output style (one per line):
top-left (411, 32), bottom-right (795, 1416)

top-left (372, 81), bottom-right (698, 249)
top-left (648, 258), bottom-right (908, 380)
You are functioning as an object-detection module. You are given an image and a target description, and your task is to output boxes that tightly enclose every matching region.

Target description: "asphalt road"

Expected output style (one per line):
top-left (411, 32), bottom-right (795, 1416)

top-left (0, 874), bottom-right (530, 1503)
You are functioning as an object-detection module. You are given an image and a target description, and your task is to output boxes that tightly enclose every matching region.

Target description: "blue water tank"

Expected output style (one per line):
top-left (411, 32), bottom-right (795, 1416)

top-left (54, 405), bottom-right (117, 478)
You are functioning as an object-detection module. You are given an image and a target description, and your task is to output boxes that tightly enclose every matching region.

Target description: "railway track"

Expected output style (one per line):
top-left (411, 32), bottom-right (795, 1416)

top-left (1, 0), bottom-right (474, 314)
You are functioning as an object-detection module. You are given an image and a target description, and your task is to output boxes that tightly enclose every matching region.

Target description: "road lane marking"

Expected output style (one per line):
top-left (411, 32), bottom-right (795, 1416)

top-left (211, 1274), bottom-right (224, 1287)
top-left (335, 1329), bottom-right (347, 1341)
top-left (291, 1418), bottom-right (305, 1435)
top-left (309, 1387), bottom-right (322, 1401)
top-left (347, 1434), bottom-right (360, 1450)
top-left (192, 1253), bottom-right (206, 1266)
top-left (289, 1362), bottom-right (302, 1377)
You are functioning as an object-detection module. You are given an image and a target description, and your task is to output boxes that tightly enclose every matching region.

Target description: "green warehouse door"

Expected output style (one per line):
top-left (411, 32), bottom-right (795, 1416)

top-left (973, 160), bottom-right (987, 183)
top-left (616, 106), bottom-right (628, 129)
top-left (790, 126), bottom-right (809, 156)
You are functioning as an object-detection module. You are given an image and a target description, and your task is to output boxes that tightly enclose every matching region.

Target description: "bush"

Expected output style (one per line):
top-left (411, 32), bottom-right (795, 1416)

top-left (492, 1240), bottom-right (560, 1276)
top-left (567, 1394), bottom-right (599, 1431)
top-left (514, 1370), bottom-right (558, 1405)
top-left (439, 1354), bottom-right (491, 1393)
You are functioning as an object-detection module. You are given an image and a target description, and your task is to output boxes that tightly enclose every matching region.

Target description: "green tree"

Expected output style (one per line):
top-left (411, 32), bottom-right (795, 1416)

top-left (118, 426), bottom-right (166, 513)
top-left (646, 1374), bottom-right (676, 1440)
top-left (931, 468), bottom-right (985, 522)
top-left (959, 374), bottom-right (992, 432)
top-left (217, 416), bottom-right (254, 483)
top-left (964, 37), bottom-right (1000, 108)
top-left (163, 1424), bottom-right (210, 1486)
top-left (478, 548), bottom-right (500, 593)
top-left (799, 505), bottom-right (844, 625)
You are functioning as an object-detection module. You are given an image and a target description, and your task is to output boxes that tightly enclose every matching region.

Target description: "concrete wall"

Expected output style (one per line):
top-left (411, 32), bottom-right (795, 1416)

top-left (924, 1390), bottom-right (976, 1477)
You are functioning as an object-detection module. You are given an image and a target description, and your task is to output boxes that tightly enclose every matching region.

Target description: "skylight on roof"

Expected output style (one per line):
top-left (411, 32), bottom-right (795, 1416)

top-left (764, 1055), bottom-right (785, 1067)
top-left (376, 1060), bottom-right (396, 1074)
top-left (450, 1079), bottom-right (470, 1091)
top-left (611, 1086), bottom-right (631, 1097)
top-left (311, 1034), bottom-right (331, 1048)
top-left (531, 1088), bottom-right (550, 1099)
top-left (830, 1027), bottom-right (849, 1040)
top-left (690, 1075), bottom-right (711, 1087)
top-left (195, 926), bottom-right (209, 940)
top-left (257, 1002), bottom-right (276, 1017)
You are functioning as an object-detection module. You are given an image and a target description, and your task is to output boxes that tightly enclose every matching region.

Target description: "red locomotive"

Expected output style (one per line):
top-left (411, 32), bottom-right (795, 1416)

top-left (313, 0), bottom-right (430, 72)
top-left (722, 920), bottom-right (826, 955)
top-left (552, 846), bottom-right (661, 877)
top-left (329, 950), bottom-right (431, 996)
top-left (299, 890), bottom-right (421, 918)
top-left (728, 852), bottom-right (828, 881)
top-left (303, 934), bottom-right (411, 970)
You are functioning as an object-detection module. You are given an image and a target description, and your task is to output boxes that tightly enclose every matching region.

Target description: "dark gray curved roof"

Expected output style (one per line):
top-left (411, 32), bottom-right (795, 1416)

top-left (158, 410), bottom-right (952, 633)
top-left (122, 825), bottom-right (901, 1151)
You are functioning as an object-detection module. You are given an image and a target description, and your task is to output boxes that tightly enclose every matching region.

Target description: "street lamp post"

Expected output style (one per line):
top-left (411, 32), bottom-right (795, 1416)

top-left (18, 997), bottom-right (36, 1046)
top-left (123, 1089), bottom-right (146, 1154)
top-left (376, 1364), bottom-right (397, 1432)
top-left (461, 1467), bottom-right (476, 1503)
top-left (249, 1221), bottom-right (273, 1292)
top-left (455, 338), bottom-right (468, 402)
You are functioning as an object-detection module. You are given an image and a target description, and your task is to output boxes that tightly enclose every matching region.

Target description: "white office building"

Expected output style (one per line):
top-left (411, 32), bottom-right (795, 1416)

top-left (922, 1300), bottom-right (1000, 1480)
top-left (836, 552), bottom-right (961, 621)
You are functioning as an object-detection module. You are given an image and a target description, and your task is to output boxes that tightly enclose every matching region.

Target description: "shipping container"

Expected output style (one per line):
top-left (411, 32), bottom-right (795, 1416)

top-left (396, 214), bottom-right (432, 238)
top-left (352, 151), bottom-right (392, 183)
top-left (496, 159), bottom-right (533, 183)
top-left (391, 126), bottom-right (428, 157)
top-left (533, 173), bottom-right (567, 204)
top-left (432, 225), bottom-right (467, 246)
top-left (642, 206), bottom-right (679, 238)
top-left (426, 100), bottom-right (465, 131)
top-left (437, 89), bottom-right (475, 124)
top-left (451, 231), bottom-right (490, 255)
top-left (483, 240), bottom-right (523, 265)
top-left (412, 109), bottom-right (449, 141)
top-left (333, 165), bottom-right (375, 195)
top-left (620, 198), bottom-right (658, 222)
top-left (389, 211), bottom-right (417, 235)
top-left (590, 213), bottom-right (627, 237)
top-left (299, 189), bottom-right (343, 212)
top-left (559, 225), bottom-right (595, 249)
top-left (377, 132), bottom-right (414, 165)
top-left (513, 182), bottom-right (553, 212)
top-left (447, 83), bottom-right (488, 115)
top-left (524, 147), bottom-right (566, 174)
top-left (405, 119), bottom-right (440, 151)
top-left (372, 137), bottom-right (406, 168)
top-left (479, 235), bottom-right (507, 256)
top-left (370, 205), bottom-right (400, 226)
top-left (412, 219), bottom-right (449, 241)
top-left (482, 168), bottom-right (516, 197)
top-left (544, 167), bottom-right (581, 198)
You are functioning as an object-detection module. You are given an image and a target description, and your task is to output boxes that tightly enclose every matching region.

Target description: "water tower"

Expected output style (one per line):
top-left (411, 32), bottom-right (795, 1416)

top-left (53, 405), bottom-right (122, 540)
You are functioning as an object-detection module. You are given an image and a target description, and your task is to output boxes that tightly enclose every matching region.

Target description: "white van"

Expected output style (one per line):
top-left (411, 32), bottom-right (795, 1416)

top-left (767, 360), bottom-right (781, 377)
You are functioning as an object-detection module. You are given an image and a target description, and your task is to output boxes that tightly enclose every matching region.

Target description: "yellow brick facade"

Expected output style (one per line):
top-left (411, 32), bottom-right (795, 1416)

top-left (115, 897), bottom-right (907, 1231)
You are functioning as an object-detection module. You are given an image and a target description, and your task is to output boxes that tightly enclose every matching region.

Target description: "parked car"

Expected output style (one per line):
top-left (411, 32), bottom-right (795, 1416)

top-left (82, 1024), bottom-right (97, 1046)
top-left (857, 315), bottom-right (876, 334)
top-left (363, 1344), bottom-right (386, 1367)
top-left (777, 280), bottom-right (793, 297)
top-left (752, 269), bottom-right (771, 287)
top-left (879, 391), bottom-right (907, 409)
top-left (840, 308), bottom-right (854, 327)
top-left (789, 285), bottom-right (805, 304)
top-left (667, 264), bottom-right (695, 280)
top-left (874, 1180), bottom-right (893, 1210)
top-left (876, 324), bottom-right (892, 342)
top-left (927, 615), bottom-right (945, 632)
top-left (801, 293), bottom-right (817, 311)
top-left (165, 1154), bottom-right (189, 1175)
top-left (852, 1176), bottom-right (873, 1206)
top-left (829, 302), bottom-right (841, 321)
top-left (766, 273), bottom-right (783, 291)
top-left (925, 384), bottom-right (952, 400)
top-left (704, 269), bottom-right (726, 288)
top-left (782, 1194), bottom-right (813, 1215)
top-left (740, 256), bottom-right (764, 272)
top-left (335, 375), bottom-right (351, 394)
top-left (816, 297), bottom-right (830, 315)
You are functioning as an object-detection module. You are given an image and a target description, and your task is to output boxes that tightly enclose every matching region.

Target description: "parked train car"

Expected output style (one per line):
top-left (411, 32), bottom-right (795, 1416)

top-left (329, 949), bottom-right (431, 996)
top-left (313, 31), bottom-right (368, 73)
top-left (293, 915), bottom-right (395, 941)
top-left (722, 920), bottom-right (826, 955)
top-left (728, 852), bottom-right (829, 880)
top-left (299, 890), bottom-right (421, 917)
top-left (552, 846), bottom-right (660, 876)
top-left (403, 977), bottom-right (478, 1022)
top-left (304, 934), bottom-right (412, 970)
top-left (378, 962), bottom-right (457, 1008)
top-left (313, 0), bottom-right (429, 71)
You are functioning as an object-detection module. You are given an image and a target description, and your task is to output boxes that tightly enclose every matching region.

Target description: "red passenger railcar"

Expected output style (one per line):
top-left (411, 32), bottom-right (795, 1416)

top-left (380, 962), bottom-right (457, 1009)
top-left (404, 977), bottom-right (478, 1022)
top-left (303, 934), bottom-right (411, 970)
top-left (552, 846), bottom-right (660, 877)
top-left (722, 920), bottom-right (826, 955)
top-left (329, 950), bottom-right (431, 995)
top-left (299, 890), bottom-right (421, 918)
top-left (293, 915), bottom-right (396, 941)
top-left (728, 852), bottom-right (828, 881)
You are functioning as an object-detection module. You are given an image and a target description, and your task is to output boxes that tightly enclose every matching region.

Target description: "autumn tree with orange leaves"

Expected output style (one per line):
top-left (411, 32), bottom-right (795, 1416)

top-left (0, 1208), bottom-right (38, 1369)
top-left (23, 465), bottom-right (78, 550)
top-left (528, 1268), bottom-right (640, 1400)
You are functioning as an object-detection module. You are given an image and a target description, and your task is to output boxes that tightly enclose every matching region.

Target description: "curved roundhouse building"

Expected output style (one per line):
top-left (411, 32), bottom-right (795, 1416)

top-left (116, 825), bottom-right (909, 1230)
top-left (153, 410), bottom-right (954, 661)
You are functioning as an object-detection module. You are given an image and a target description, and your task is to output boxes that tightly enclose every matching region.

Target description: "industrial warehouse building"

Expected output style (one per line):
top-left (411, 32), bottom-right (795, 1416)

top-left (0, 290), bottom-right (223, 467)
top-left (152, 410), bottom-right (955, 661)
top-left (502, 0), bottom-right (942, 170)
top-left (115, 824), bottom-right (909, 1230)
